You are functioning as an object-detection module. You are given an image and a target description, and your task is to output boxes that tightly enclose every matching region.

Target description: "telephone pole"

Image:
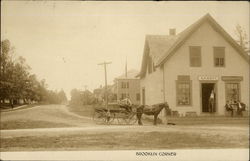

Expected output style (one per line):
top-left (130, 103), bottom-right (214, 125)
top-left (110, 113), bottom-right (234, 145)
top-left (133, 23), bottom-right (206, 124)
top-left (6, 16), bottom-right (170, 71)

top-left (98, 61), bottom-right (112, 109)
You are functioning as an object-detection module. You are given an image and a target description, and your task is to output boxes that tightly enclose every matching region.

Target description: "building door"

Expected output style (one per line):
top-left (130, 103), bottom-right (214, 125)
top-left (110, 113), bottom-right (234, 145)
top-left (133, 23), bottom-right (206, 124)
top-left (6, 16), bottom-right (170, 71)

top-left (201, 83), bottom-right (216, 113)
top-left (142, 88), bottom-right (145, 105)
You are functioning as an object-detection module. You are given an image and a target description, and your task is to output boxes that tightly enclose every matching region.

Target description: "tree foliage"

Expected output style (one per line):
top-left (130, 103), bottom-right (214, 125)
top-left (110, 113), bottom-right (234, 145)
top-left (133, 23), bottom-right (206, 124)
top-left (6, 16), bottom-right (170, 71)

top-left (70, 89), bottom-right (96, 105)
top-left (234, 24), bottom-right (249, 53)
top-left (0, 39), bottom-right (67, 107)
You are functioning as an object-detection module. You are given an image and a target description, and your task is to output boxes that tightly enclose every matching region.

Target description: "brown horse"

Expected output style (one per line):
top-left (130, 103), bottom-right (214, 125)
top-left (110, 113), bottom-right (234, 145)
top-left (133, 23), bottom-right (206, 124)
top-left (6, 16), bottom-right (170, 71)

top-left (136, 102), bottom-right (170, 125)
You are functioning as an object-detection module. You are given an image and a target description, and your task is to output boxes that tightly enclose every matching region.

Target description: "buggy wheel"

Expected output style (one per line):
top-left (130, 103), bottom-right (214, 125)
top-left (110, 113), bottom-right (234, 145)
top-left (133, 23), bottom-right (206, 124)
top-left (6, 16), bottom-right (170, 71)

top-left (124, 113), bottom-right (137, 125)
top-left (116, 111), bottom-right (130, 125)
top-left (116, 117), bottom-right (126, 125)
top-left (129, 113), bottom-right (138, 125)
top-left (105, 112), bottom-right (115, 124)
top-left (93, 111), bottom-right (106, 124)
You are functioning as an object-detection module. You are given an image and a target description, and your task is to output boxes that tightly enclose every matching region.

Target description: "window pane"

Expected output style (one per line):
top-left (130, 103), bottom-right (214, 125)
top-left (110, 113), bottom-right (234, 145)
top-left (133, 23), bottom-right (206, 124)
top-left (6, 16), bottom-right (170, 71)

top-left (177, 82), bottom-right (191, 105)
top-left (219, 58), bottom-right (224, 66)
top-left (214, 47), bottom-right (225, 67)
top-left (215, 58), bottom-right (220, 66)
top-left (226, 83), bottom-right (239, 102)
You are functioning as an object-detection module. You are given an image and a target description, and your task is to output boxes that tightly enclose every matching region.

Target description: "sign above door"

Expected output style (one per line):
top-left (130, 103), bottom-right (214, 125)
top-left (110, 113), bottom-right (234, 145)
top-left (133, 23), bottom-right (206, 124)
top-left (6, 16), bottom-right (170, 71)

top-left (198, 75), bottom-right (219, 81)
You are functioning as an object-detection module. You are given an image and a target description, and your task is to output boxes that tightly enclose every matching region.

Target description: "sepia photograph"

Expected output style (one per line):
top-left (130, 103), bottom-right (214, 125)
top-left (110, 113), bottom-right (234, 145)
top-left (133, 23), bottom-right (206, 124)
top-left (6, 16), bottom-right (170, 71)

top-left (0, 1), bottom-right (249, 161)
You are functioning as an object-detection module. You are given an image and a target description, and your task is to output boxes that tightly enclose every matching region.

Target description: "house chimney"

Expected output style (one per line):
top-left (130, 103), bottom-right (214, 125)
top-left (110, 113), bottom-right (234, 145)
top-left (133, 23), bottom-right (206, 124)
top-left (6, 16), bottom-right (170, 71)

top-left (169, 28), bottom-right (176, 35)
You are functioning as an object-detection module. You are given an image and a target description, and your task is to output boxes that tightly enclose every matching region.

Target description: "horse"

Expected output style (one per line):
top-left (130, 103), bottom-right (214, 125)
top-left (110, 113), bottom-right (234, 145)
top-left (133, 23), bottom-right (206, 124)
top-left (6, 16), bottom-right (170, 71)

top-left (136, 102), bottom-right (170, 125)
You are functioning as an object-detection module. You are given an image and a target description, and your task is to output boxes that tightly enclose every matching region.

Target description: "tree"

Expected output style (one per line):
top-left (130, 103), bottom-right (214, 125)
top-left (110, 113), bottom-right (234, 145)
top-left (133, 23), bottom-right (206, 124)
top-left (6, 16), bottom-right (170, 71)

top-left (58, 89), bottom-right (67, 104)
top-left (234, 24), bottom-right (249, 53)
top-left (0, 39), bottom-right (67, 107)
top-left (69, 89), bottom-right (95, 105)
top-left (0, 39), bottom-right (15, 104)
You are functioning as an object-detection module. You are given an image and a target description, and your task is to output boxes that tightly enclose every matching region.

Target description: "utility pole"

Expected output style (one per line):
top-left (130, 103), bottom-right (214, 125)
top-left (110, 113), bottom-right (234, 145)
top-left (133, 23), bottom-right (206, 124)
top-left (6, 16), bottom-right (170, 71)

top-left (98, 61), bottom-right (112, 109)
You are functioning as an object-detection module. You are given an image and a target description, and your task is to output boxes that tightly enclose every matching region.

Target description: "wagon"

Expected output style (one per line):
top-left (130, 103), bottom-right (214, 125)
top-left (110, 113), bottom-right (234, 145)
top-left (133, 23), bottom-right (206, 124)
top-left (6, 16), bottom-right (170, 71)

top-left (92, 103), bottom-right (138, 125)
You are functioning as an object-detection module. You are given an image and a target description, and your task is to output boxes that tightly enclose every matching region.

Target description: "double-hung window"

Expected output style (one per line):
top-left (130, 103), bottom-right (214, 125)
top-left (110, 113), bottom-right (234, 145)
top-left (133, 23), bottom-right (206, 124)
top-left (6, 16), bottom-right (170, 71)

top-left (214, 47), bottom-right (225, 67)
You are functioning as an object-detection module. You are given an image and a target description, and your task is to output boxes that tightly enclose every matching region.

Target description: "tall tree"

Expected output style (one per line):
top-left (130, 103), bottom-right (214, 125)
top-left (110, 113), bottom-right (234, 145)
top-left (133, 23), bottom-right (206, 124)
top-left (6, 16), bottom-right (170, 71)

top-left (0, 39), bottom-right (67, 107)
top-left (234, 24), bottom-right (249, 53)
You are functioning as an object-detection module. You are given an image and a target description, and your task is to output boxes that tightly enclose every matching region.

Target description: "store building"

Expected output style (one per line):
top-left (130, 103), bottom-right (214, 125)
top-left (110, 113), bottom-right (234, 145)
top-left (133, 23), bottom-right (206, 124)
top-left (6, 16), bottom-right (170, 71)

top-left (137, 14), bottom-right (249, 116)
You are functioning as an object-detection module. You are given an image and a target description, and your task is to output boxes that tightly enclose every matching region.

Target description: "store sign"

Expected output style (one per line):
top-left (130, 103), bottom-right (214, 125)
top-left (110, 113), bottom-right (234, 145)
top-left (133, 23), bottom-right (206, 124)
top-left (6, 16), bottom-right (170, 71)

top-left (198, 75), bottom-right (219, 81)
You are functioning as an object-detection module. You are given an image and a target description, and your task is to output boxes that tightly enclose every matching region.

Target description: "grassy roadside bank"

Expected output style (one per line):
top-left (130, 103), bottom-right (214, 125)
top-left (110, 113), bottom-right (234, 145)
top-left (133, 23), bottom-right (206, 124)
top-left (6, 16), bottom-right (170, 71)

top-left (0, 103), bottom-right (51, 112)
top-left (1, 129), bottom-right (248, 151)
top-left (67, 104), bottom-right (95, 117)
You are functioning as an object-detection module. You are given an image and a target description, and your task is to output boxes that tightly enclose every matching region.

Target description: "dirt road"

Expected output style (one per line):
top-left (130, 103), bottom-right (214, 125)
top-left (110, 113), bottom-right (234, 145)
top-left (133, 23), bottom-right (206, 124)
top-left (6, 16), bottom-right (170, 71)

top-left (1, 104), bottom-right (94, 129)
top-left (0, 104), bottom-right (249, 151)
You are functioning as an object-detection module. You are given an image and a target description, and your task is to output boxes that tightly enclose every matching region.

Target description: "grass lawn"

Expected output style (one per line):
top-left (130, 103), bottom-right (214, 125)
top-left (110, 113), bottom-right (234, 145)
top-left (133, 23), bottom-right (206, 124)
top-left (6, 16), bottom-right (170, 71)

top-left (0, 103), bottom-right (43, 112)
top-left (0, 120), bottom-right (71, 130)
top-left (1, 130), bottom-right (248, 151)
top-left (68, 104), bottom-right (94, 117)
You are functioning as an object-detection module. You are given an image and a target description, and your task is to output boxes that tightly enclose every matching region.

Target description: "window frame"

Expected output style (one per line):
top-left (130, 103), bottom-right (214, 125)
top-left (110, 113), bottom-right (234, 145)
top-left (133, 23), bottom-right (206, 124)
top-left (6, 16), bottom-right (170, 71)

top-left (189, 46), bottom-right (202, 67)
top-left (213, 47), bottom-right (225, 67)
top-left (225, 81), bottom-right (241, 102)
top-left (121, 81), bottom-right (129, 89)
top-left (176, 78), bottom-right (192, 106)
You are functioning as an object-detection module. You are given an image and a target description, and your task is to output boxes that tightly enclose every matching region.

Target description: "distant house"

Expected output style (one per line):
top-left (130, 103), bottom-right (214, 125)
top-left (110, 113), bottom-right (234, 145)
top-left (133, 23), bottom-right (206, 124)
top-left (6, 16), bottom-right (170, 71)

top-left (114, 69), bottom-right (140, 105)
top-left (137, 14), bottom-right (249, 117)
top-left (93, 86), bottom-right (103, 102)
top-left (93, 85), bottom-right (117, 103)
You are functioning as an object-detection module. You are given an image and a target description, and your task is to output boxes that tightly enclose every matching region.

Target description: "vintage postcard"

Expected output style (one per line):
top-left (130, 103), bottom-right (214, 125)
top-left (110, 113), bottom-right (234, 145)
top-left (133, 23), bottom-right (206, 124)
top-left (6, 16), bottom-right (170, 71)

top-left (0, 1), bottom-right (249, 161)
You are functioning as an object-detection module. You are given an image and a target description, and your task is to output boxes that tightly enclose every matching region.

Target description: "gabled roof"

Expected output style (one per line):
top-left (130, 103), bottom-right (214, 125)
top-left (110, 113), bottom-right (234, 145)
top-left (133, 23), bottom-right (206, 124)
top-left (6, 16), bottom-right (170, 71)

top-left (116, 69), bottom-right (139, 79)
top-left (138, 13), bottom-right (249, 78)
top-left (138, 35), bottom-right (178, 77)
top-left (147, 35), bottom-right (178, 63)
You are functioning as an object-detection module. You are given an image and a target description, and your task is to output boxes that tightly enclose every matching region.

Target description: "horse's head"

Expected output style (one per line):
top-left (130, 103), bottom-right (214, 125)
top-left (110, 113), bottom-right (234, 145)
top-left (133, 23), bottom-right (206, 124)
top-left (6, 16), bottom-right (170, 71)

top-left (158, 102), bottom-right (169, 110)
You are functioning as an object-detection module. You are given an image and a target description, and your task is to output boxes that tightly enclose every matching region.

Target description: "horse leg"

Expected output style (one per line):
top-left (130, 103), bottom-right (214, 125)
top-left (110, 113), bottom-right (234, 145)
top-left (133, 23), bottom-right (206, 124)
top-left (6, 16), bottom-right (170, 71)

top-left (137, 113), bottom-right (143, 125)
top-left (153, 114), bottom-right (158, 125)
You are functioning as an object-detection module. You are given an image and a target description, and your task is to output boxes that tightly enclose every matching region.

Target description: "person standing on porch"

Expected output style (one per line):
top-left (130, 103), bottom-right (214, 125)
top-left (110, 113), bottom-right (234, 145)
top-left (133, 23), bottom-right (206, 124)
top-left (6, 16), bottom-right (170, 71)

top-left (209, 90), bottom-right (215, 113)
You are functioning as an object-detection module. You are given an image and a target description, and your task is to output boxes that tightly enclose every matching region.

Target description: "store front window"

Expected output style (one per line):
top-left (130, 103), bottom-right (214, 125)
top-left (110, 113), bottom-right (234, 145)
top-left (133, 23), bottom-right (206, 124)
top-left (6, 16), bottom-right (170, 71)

top-left (225, 83), bottom-right (240, 102)
top-left (176, 75), bottom-right (191, 106)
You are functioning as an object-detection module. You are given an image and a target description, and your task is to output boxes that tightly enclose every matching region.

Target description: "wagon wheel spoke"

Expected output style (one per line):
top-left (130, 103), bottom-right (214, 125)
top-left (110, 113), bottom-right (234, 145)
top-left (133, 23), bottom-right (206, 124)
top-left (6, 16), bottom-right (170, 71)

top-left (106, 113), bottom-right (115, 124)
top-left (115, 111), bottom-right (126, 125)
top-left (123, 113), bottom-right (137, 125)
top-left (128, 113), bottom-right (138, 125)
top-left (93, 111), bottom-right (106, 124)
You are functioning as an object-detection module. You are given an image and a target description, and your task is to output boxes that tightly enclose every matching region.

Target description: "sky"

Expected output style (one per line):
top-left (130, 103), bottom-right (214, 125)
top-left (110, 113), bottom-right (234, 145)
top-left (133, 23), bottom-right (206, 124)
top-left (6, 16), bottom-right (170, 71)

top-left (1, 1), bottom-right (249, 98)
